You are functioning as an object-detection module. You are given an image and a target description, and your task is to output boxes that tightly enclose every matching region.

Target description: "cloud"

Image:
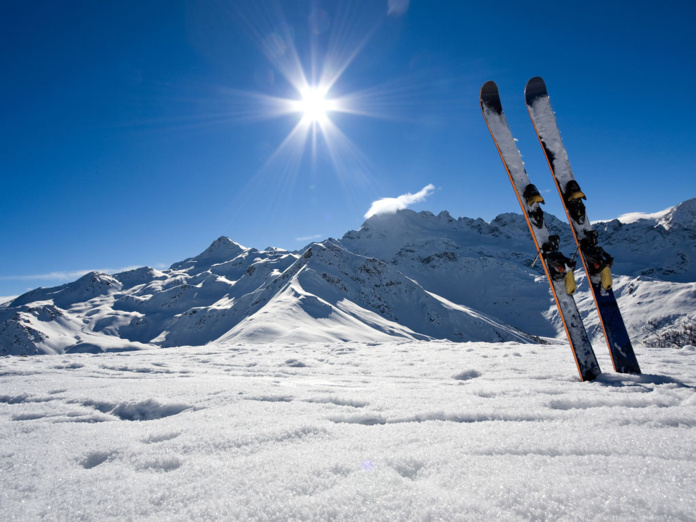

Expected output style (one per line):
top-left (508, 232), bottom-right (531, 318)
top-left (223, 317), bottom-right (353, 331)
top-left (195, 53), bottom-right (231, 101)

top-left (364, 184), bottom-right (435, 219)
top-left (0, 270), bottom-right (93, 282)
top-left (296, 234), bottom-right (323, 242)
top-left (0, 266), bottom-right (142, 282)
top-left (615, 208), bottom-right (671, 224)
top-left (593, 205), bottom-right (673, 225)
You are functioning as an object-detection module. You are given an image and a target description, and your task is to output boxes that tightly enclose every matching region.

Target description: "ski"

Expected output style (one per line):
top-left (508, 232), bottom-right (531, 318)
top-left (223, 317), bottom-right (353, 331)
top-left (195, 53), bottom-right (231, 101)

top-left (480, 81), bottom-right (601, 382)
top-left (525, 76), bottom-right (641, 374)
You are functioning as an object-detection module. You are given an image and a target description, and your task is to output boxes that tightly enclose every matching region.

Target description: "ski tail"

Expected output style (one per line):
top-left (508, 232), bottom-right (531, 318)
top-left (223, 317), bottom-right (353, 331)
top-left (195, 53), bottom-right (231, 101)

top-left (524, 76), bottom-right (641, 374)
top-left (481, 81), bottom-right (601, 382)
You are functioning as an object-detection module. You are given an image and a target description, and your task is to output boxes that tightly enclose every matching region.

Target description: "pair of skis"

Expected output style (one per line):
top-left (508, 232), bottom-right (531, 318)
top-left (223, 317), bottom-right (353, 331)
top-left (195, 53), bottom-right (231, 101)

top-left (481, 77), bottom-right (640, 381)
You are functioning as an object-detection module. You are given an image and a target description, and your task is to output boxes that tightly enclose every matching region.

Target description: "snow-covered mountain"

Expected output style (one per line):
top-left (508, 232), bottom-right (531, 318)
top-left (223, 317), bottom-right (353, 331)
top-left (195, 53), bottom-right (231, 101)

top-left (595, 197), bottom-right (696, 282)
top-left (2, 199), bottom-right (695, 355)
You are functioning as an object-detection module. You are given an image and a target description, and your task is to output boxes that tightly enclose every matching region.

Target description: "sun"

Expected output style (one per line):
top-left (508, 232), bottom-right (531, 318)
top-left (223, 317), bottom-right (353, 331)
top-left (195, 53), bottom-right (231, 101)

top-left (220, 1), bottom-right (394, 199)
top-left (295, 86), bottom-right (336, 125)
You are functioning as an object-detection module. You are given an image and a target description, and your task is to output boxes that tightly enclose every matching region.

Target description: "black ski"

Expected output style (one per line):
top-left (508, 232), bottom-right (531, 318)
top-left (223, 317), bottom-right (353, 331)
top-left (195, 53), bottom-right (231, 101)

top-left (481, 81), bottom-right (601, 382)
top-left (525, 76), bottom-right (641, 374)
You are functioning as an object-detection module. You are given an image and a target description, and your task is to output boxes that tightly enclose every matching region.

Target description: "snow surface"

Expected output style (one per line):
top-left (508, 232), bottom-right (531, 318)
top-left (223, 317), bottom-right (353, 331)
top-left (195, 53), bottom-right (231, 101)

top-left (1, 340), bottom-right (695, 520)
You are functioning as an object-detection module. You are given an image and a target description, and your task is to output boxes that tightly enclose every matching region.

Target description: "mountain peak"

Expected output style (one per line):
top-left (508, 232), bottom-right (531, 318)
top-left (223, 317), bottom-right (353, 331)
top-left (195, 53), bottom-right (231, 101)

top-left (170, 236), bottom-right (247, 271)
top-left (662, 197), bottom-right (696, 230)
top-left (357, 209), bottom-right (462, 234)
top-left (202, 236), bottom-right (246, 258)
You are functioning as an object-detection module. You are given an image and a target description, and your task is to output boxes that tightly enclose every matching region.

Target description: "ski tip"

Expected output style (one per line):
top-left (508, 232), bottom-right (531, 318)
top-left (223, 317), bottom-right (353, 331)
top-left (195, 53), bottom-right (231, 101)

top-left (481, 80), bottom-right (498, 96)
top-left (480, 81), bottom-right (503, 114)
top-left (525, 76), bottom-right (548, 105)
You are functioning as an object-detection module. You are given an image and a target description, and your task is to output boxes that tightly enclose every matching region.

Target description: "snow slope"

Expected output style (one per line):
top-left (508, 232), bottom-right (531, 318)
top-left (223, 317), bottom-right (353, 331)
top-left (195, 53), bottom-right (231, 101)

top-left (340, 209), bottom-right (572, 336)
top-left (1, 199), bottom-right (695, 355)
top-left (340, 201), bottom-right (696, 347)
top-left (1, 340), bottom-right (695, 519)
top-left (221, 241), bottom-right (530, 344)
top-left (594, 198), bottom-right (696, 282)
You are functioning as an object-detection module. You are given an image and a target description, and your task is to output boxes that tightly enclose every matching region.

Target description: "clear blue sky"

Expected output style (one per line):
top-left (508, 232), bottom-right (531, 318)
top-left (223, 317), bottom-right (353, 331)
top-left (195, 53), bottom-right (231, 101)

top-left (2, 0), bottom-right (695, 298)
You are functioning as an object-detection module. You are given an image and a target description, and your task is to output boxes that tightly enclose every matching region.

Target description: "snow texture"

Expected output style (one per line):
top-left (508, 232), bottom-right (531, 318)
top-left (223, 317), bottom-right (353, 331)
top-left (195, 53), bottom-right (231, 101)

top-left (1, 341), bottom-right (695, 519)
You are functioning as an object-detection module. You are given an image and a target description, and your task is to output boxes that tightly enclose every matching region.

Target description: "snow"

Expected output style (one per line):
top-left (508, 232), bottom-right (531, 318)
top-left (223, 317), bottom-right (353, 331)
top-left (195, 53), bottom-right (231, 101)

top-left (526, 86), bottom-right (575, 187)
top-left (2, 199), bottom-right (696, 356)
top-left (1, 340), bottom-right (695, 519)
top-left (573, 275), bottom-right (696, 349)
top-left (2, 199), bottom-right (696, 518)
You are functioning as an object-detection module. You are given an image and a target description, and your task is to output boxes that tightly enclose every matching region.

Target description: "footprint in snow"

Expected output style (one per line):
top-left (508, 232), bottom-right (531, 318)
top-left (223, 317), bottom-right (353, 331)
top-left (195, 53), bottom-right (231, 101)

top-left (453, 370), bottom-right (481, 381)
top-left (80, 450), bottom-right (118, 470)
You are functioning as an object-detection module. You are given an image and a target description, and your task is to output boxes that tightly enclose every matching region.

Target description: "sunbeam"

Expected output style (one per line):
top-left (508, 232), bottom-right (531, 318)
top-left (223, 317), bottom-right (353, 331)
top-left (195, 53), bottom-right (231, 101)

top-left (219, 0), bottom-right (388, 201)
top-left (201, 0), bottom-right (460, 229)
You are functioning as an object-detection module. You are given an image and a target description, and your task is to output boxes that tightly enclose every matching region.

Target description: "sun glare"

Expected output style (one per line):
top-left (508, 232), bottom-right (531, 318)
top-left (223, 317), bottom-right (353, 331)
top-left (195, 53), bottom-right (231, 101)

top-left (296, 86), bottom-right (335, 124)
top-left (224, 1), bottom-right (393, 205)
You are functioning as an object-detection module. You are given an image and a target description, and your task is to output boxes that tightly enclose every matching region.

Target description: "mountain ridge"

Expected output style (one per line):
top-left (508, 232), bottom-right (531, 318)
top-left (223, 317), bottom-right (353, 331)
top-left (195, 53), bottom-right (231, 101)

top-left (2, 198), bottom-right (695, 355)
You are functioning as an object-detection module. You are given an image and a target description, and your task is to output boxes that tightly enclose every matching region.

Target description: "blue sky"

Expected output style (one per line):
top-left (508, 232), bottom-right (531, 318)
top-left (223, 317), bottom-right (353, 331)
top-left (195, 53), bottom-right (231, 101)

top-left (2, 0), bottom-right (695, 298)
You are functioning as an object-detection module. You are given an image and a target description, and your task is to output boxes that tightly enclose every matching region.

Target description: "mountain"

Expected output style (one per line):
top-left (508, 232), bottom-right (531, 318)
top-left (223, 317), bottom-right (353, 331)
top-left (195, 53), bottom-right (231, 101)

top-left (594, 197), bottom-right (696, 282)
top-left (2, 199), bottom-right (695, 356)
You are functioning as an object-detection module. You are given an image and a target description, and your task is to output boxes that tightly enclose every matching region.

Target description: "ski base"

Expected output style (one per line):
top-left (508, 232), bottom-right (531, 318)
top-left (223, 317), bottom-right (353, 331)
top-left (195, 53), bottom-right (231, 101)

top-left (592, 283), bottom-right (641, 373)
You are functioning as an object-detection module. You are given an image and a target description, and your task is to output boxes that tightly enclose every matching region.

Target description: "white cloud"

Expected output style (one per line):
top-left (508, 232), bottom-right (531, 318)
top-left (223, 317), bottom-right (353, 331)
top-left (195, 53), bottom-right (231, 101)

top-left (0, 270), bottom-right (93, 282)
top-left (615, 208), bottom-right (672, 224)
top-left (296, 234), bottom-right (323, 242)
top-left (593, 205), bottom-right (673, 225)
top-left (364, 184), bottom-right (435, 219)
top-left (0, 267), bottom-right (142, 282)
